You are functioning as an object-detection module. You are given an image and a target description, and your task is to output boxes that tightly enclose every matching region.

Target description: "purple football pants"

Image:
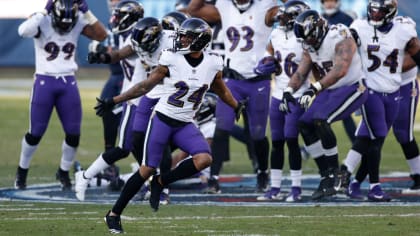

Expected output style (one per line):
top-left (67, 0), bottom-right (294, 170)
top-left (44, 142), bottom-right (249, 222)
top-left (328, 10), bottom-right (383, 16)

top-left (29, 74), bottom-right (81, 137)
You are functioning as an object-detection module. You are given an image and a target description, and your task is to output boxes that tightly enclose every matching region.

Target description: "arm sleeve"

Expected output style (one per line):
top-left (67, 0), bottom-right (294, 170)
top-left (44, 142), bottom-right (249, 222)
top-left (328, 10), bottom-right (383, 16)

top-left (18, 12), bottom-right (44, 38)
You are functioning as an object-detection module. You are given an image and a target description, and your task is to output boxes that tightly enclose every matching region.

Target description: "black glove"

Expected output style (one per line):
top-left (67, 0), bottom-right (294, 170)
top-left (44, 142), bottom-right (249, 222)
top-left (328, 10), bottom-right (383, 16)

top-left (279, 89), bottom-right (296, 113)
top-left (87, 52), bottom-right (111, 64)
top-left (94, 97), bottom-right (115, 117)
top-left (299, 82), bottom-right (322, 110)
top-left (234, 99), bottom-right (247, 121)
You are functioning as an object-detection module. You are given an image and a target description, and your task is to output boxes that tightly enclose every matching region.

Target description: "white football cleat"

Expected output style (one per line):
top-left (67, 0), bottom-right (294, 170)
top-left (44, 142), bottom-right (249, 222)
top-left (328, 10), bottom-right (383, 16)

top-left (75, 171), bottom-right (89, 201)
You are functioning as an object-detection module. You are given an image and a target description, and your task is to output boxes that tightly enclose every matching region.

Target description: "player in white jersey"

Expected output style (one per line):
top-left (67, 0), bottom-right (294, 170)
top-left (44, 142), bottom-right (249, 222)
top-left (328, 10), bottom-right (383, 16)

top-left (14, 0), bottom-right (107, 191)
top-left (97, 18), bottom-right (243, 234)
top-left (253, 0), bottom-right (310, 202)
top-left (188, 0), bottom-right (278, 193)
top-left (339, 54), bottom-right (420, 199)
top-left (74, 16), bottom-right (166, 201)
top-left (335, 0), bottom-right (420, 201)
top-left (284, 9), bottom-right (368, 200)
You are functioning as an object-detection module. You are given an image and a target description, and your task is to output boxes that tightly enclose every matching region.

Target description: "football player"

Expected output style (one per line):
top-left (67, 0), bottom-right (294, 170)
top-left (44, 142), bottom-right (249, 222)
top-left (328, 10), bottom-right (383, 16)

top-left (14, 0), bottom-right (107, 191)
top-left (74, 0), bottom-right (144, 201)
top-left (337, 0), bottom-right (420, 200)
top-left (100, 18), bottom-right (244, 234)
top-left (284, 9), bottom-right (368, 200)
top-left (188, 0), bottom-right (278, 193)
top-left (254, 0), bottom-right (310, 202)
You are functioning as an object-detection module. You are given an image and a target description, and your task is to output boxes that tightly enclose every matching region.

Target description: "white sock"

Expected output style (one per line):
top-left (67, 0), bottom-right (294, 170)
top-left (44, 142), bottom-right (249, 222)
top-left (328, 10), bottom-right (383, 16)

top-left (290, 170), bottom-right (302, 187)
top-left (344, 149), bottom-right (362, 173)
top-left (407, 156), bottom-right (420, 174)
top-left (84, 154), bottom-right (110, 179)
top-left (305, 140), bottom-right (324, 158)
top-left (270, 169), bottom-right (282, 188)
top-left (60, 141), bottom-right (77, 171)
top-left (19, 137), bottom-right (38, 169)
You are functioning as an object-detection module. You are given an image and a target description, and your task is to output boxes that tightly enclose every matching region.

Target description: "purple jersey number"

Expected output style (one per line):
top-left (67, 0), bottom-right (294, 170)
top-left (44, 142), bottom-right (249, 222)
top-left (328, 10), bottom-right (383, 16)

top-left (226, 26), bottom-right (254, 52)
top-left (274, 51), bottom-right (299, 77)
top-left (167, 81), bottom-right (208, 110)
top-left (367, 45), bottom-right (399, 73)
top-left (44, 42), bottom-right (75, 61)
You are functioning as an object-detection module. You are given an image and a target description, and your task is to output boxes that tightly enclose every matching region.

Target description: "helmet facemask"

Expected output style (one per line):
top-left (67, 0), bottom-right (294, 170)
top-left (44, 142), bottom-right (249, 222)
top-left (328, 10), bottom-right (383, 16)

top-left (294, 11), bottom-right (328, 51)
top-left (51, 0), bottom-right (79, 34)
top-left (367, 0), bottom-right (397, 27)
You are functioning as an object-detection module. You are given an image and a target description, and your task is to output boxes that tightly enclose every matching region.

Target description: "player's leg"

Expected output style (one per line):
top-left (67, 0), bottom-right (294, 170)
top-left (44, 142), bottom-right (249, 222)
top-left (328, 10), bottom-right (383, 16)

top-left (257, 97), bottom-right (284, 201)
top-left (74, 103), bottom-right (135, 200)
top-left (284, 102), bottom-right (305, 202)
top-left (56, 75), bottom-right (82, 191)
top-left (393, 81), bottom-right (420, 191)
top-left (106, 113), bottom-right (171, 227)
top-left (100, 73), bottom-right (124, 151)
top-left (15, 75), bottom-right (55, 189)
top-left (208, 80), bottom-right (241, 193)
top-left (245, 79), bottom-right (271, 192)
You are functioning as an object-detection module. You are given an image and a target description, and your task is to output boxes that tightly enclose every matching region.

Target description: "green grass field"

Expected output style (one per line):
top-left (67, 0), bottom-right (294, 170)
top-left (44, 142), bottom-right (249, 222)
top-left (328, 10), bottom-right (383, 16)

top-left (1, 74), bottom-right (420, 235)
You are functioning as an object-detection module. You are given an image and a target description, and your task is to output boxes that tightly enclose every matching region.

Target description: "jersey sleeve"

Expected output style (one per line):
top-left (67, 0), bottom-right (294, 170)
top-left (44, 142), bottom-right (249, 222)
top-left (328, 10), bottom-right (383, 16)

top-left (394, 16), bottom-right (418, 43)
top-left (158, 49), bottom-right (174, 67)
top-left (18, 12), bottom-right (45, 37)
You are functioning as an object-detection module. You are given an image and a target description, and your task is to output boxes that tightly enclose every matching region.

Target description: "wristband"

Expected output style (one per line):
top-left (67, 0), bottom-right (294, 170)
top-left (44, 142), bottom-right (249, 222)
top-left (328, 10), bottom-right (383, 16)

top-left (312, 81), bottom-right (323, 92)
top-left (284, 87), bottom-right (294, 93)
top-left (84, 10), bottom-right (98, 25)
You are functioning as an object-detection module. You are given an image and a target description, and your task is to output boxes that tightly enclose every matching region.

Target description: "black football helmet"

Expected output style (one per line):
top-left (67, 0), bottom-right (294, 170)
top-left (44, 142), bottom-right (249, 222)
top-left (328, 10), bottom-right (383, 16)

top-left (276, 0), bottom-right (310, 31)
top-left (233, 0), bottom-right (253, 11)
top-left (162, 11), bottom-right (189, 31)
top-left (51, 0), bottom-right (79, 34)
top-left (131, 17), bottom-right (163, 54)
top-left (110, 0), bottom-right (144, 34)
top-left (293, 10), bottom-right (328, 51)
top-left (367, 0), bottom-right (397, 27)
top-left (174, 18), bottom-right (212, 54)
top-left (195, 92), bottom-right (218, 125)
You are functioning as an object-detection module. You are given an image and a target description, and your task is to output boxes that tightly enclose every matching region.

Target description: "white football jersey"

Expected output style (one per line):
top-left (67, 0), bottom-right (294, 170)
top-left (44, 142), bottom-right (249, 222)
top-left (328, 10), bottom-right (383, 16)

top-left (133, 30), bottom-right (176, 99)
top-left (215, 0), bottom-right (276, 78)
top-left (308, 24), bottom-right (364, 90)
top-left (154, 50), bottom-right (223, 122)
top-left (118, 34), bottom-right (138, 95)
top-left (351, 17), bottom-right (417, 93)
top-left (31, 14), bottom-right (87, 76)
top-left (270, 28), bottom-right (309, 99)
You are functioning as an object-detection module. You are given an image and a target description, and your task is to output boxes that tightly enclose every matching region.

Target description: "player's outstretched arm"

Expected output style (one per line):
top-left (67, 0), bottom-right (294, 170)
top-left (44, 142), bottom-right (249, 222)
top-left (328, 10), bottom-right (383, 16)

top-left (82, 11), bottom-right (107, 41)
top-left (211, 71), bottom-right (238, 110)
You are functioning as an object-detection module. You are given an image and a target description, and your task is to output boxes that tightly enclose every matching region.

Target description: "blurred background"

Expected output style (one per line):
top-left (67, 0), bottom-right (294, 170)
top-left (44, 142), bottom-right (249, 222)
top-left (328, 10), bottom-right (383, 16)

top-left (0, 0), bottom-right (419, 68)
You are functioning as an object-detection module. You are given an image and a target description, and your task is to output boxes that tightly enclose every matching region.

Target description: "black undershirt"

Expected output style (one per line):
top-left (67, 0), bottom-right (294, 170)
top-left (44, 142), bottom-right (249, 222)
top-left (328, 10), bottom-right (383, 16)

top-left (184, 53), bottom-right (204, 67)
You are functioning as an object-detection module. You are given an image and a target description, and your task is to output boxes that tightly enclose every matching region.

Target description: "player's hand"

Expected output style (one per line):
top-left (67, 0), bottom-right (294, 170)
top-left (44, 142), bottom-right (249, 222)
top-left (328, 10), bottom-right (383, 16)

top-left (234, 99), bottom-right (247, 121)
top-left (45, 0), bottom-right (53, 13)
top-left (254, 56), bottom-right (280, 75)
top-left (299, 82), bottom-right (322, 110)
top-left (87, 52), bottom-right (111, 64)
top-left (279, 88), bottom-right (296, 114)
top-left (94, 97), bottom-right (115, 117)
top-left (76, 0), bottom-right (89, 13)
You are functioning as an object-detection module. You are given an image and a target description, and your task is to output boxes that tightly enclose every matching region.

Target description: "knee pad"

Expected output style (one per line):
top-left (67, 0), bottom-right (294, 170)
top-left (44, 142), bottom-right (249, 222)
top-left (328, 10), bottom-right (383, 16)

top-left (298, 121), bottom-right (318, 145)
top-left (65, 134), bottom-right (80, 148)
top-left (313, 119), bottom-right (336, 149)
top-left (25, 132), bottom-right (42, 145)
top-left (102, 147), bottom-right (130, 165)
top-left (401, 140), bottom-right (420, 160)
